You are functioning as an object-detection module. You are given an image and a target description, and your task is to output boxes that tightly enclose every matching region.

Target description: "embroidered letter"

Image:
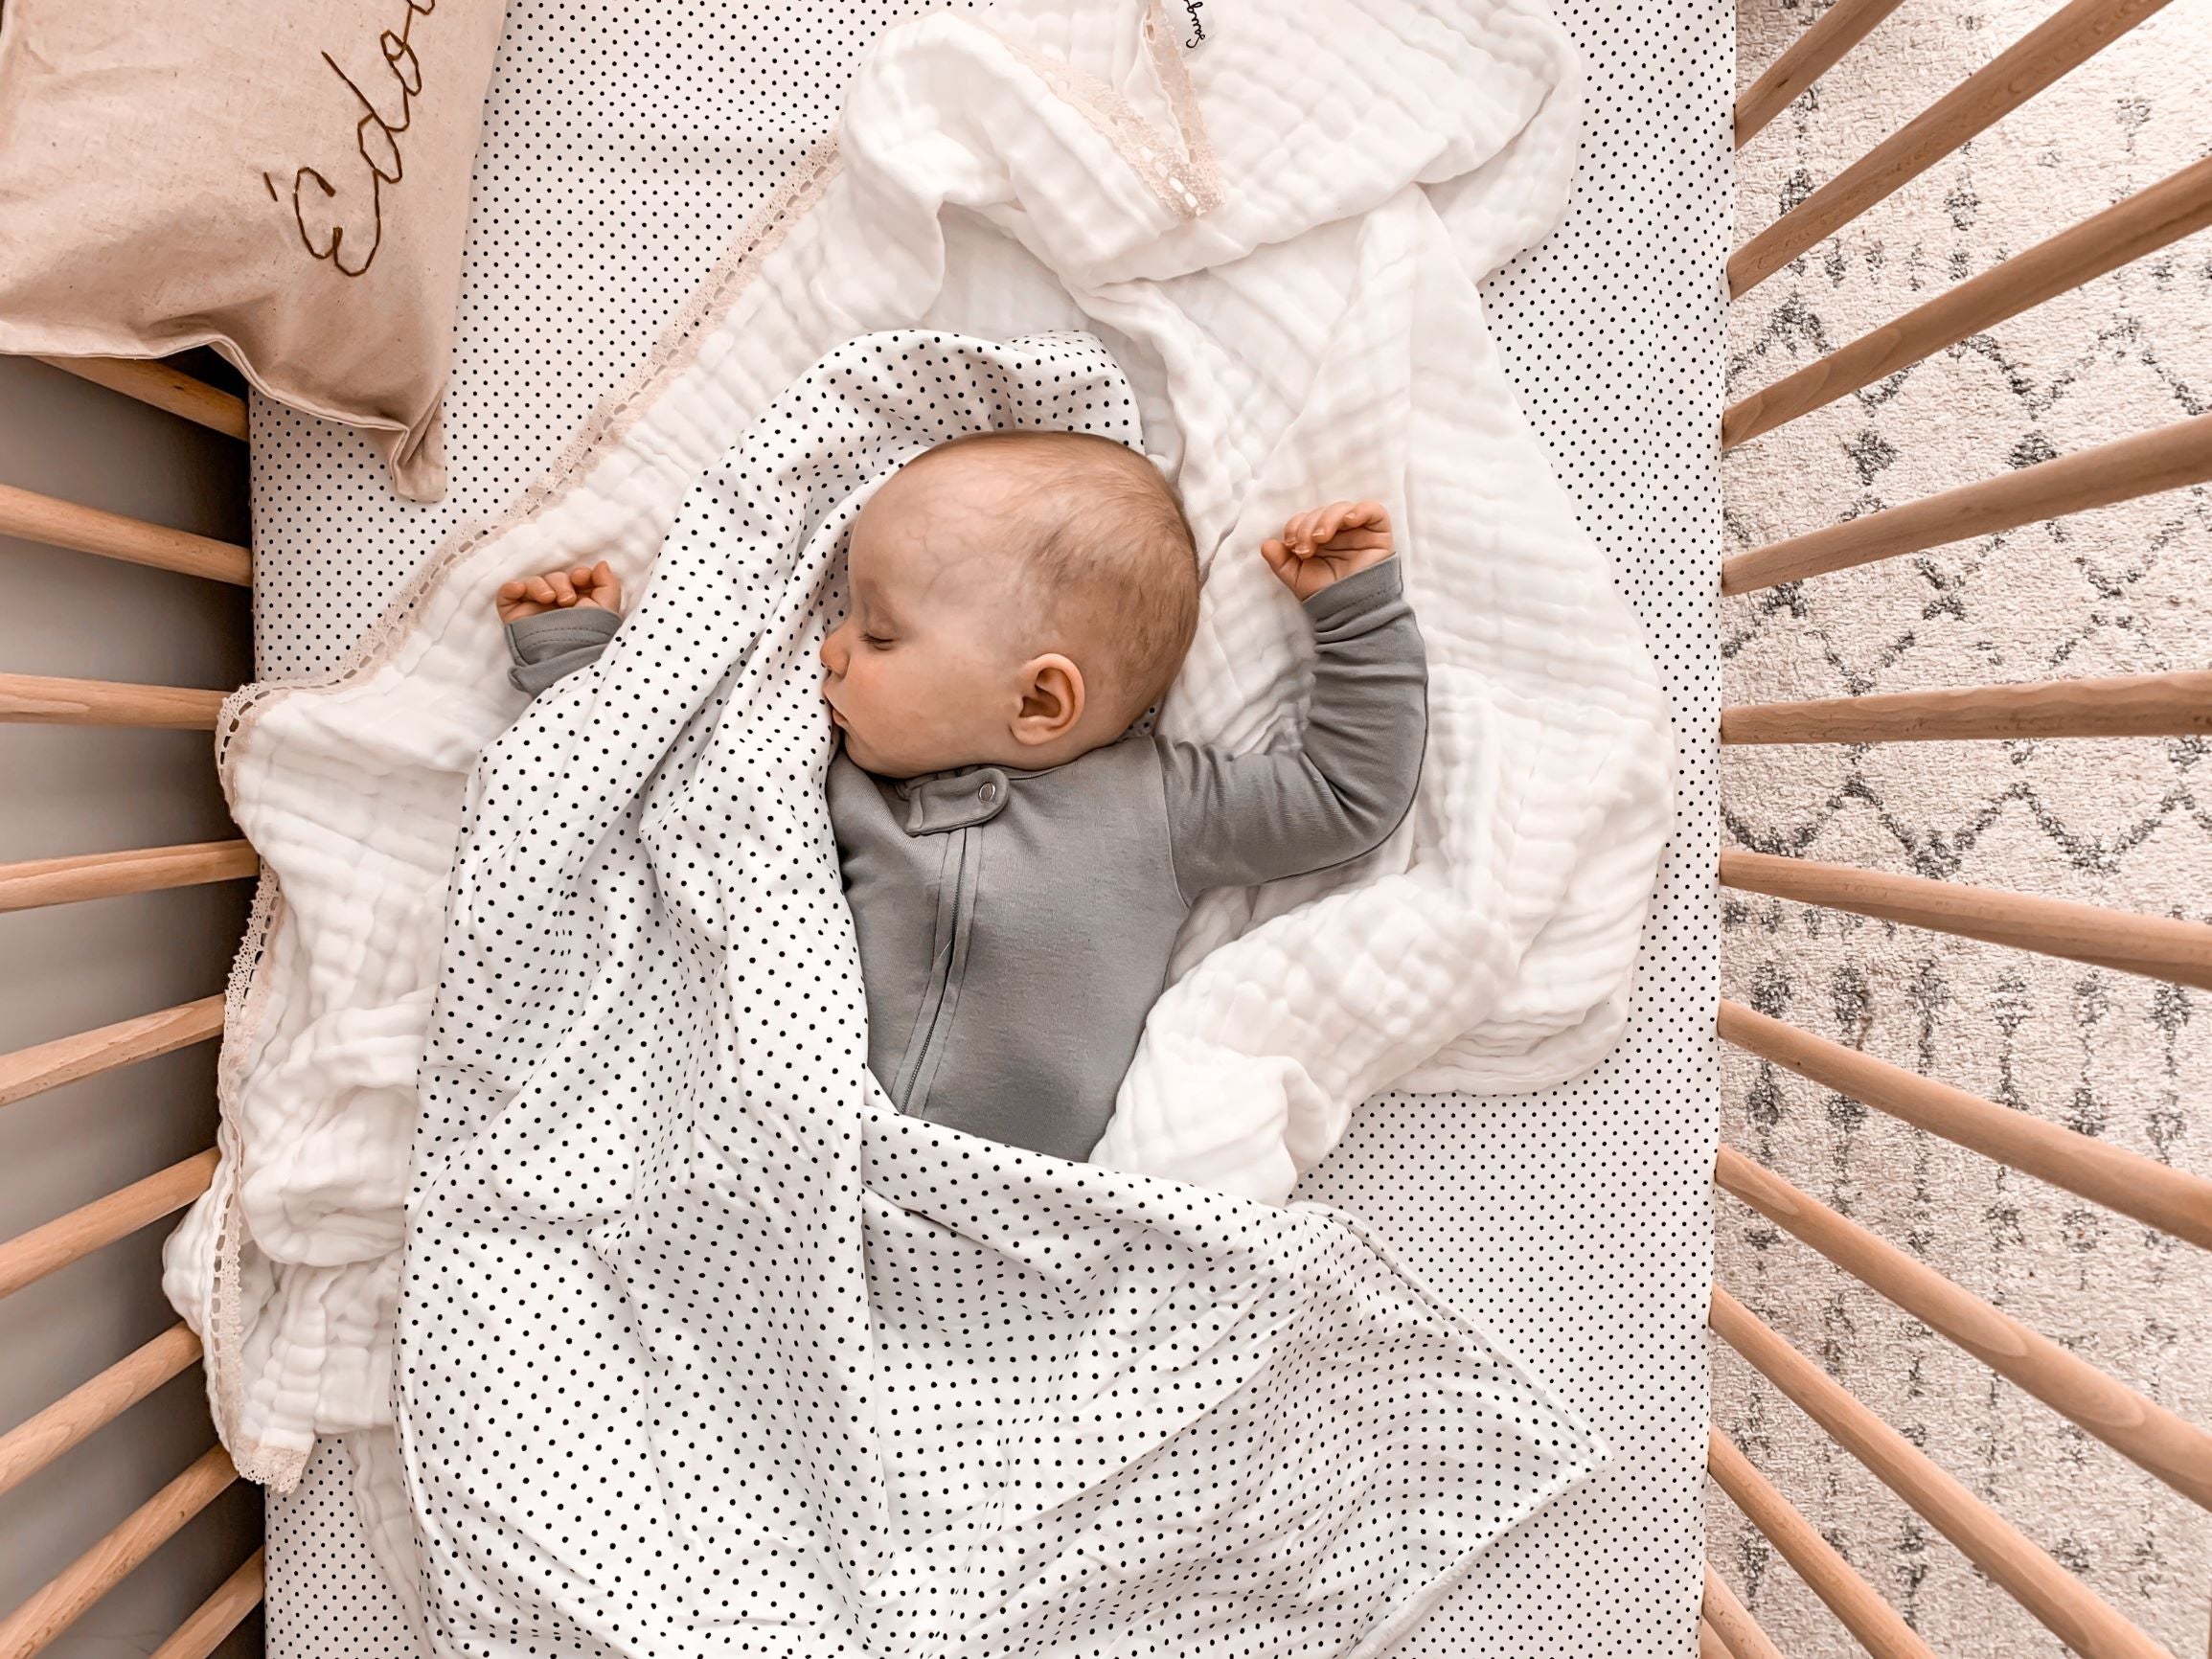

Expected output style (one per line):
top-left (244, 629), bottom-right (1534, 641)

top-left (269, 0), bottom-right (435, 279)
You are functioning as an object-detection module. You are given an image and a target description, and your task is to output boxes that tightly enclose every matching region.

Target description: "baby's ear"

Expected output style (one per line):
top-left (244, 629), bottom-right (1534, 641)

top-left (1013, 653), bottom-right (1085, 746)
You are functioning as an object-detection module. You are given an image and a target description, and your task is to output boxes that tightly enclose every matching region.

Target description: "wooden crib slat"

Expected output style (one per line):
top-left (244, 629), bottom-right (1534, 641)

top-left (1718, 850), bottom-right (2212, 990)
top-left (1703, 1562), bottom-right (1788, 1659)
top-left (1715, 1145), bottom-right (2212, 1510)
top-left (1719, 1001), bottom-right (2212, 1249)
top-left (0, 1444), bottom-right (237, 1659)
top-left (32, 358), bottom-right (248, 443)
top-left (0, 1324), bottom-right (202, 1501)
top-left (1728, 0), bottom-right (2175, 295)
top-left (1721, 671), bottom-right (2212, 745)
top-left (1734, 0), bottom-right (1911, 147)
top-left (1700, 1618), bottom-right (1737, 1659)
top-left (1724, 154), bottom-right (2212, 446)
top-left (1722, 411), bottom-right (2212, 593)
top-left (0, 1150), bottom-right (218, 1303)
top-left (148, 1550), bottom-right (263, 1659)
top-left (0, 996), bottom-right (226, 1111)
top-left (1712, 1289), bottom-right (2178, 1659)
top-left (0, 842), bottom-right (257, 916)
top-left (1707, 1428), bottom-right (1938, 1659)
top-left (0, 672), bottom-right (229, 730)
top-left (0, 482), bottom-right (252, 586)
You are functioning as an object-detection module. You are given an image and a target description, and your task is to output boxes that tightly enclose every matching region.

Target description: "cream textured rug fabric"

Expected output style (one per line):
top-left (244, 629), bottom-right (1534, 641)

top-left (1718, 0), bottom-right (2212, 1653)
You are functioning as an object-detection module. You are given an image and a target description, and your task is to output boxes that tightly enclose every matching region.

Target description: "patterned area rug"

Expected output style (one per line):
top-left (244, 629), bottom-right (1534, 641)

top-left (1718, 0), bottom-right (2212, 1653)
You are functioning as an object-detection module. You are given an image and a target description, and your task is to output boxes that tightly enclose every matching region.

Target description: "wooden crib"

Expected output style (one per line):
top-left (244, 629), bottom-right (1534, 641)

top-left (1709, 0), bottom-right (2211, 1652)
top-left (0, 357), bottom-right (261, 1659)
top-left (0, 0), bottom-right (2206, 1652)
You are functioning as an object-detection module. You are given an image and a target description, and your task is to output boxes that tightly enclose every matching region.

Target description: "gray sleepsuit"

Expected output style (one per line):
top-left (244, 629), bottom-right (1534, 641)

top-left (507, 557), bottom-right (1427, 1162)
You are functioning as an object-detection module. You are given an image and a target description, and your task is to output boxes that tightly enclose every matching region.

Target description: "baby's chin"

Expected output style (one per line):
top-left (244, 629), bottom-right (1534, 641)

top-left (832, 721), bottom-right (903, 779)
top-left (834, 720), bottom-right (977, 782)
top-left (842, 740), bottom-right (930, 781)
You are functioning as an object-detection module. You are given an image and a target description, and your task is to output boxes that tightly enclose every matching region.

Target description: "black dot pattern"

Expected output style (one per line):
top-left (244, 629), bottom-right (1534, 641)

top-left (262, 1434), bottom-right (432, 1654)
top-left (255, 0), bottom-right (1727, 1651)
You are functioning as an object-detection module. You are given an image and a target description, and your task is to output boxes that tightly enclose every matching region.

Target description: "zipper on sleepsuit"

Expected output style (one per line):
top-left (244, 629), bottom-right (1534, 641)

top-left (895, 825), bottom-right (971, 1115)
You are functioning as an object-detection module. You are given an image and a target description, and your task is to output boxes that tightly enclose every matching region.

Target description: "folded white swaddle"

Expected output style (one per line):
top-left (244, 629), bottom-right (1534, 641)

top-left (163, 0), bottom-right (1671, 1644)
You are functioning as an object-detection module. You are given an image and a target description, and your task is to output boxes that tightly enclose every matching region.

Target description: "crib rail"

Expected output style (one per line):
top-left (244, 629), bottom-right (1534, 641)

top-left (1718, 851), bottom-right (2212, 989)
top-left (0, 1152), bottom-right (221, 1304)
top-left (1718, 0), bottom-right (2211, 1651)
top-left (0, 1447), bottom-right (241, 1657)
top-left (1705, 1562), bottom-right (1789, 1659)
top-left (0, 999), bottom-right (227, 1110)
top-left (0, 842), bottom-right (259, 916)
top-left (1721, 411), bottom-right (2212, 592)
top-left (1717, 1002), bottom-right (2212, 1248)
top-left (0, 672), bottom-right (231, 730)
top-left (1718, 670), bottom-right (2212, 743)
top-left (1712, 1292), bottom-right (2176, 1658)
top-left (0, 355), bottom-right (260, 1656)
top-left (1711, 1428), bottom-right (1942, 1659)
top-left (1722, 155), bottom-right (2212, 447)
top-left (1731, 0), bottom-right (1910, 146)
top-left (33, 360), bottom-right (249, 443)
top-left (151, 1553), bottom-right (265, 1659)
top-left (0, 482), bottom-right (253, 586)
top-left (0, 1326), bottom-right (204, 1501)
top-left (1716, 1146), bottom-right (2212, 1509)
top-left (1728, 0), bottom-right (2175, 294)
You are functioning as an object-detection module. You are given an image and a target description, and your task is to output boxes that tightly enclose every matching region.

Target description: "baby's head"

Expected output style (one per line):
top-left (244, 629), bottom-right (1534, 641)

top-left (820, 430), bottom-right (1199, 779)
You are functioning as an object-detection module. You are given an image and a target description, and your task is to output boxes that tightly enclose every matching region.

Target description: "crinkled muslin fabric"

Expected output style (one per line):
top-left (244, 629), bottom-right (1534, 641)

top-left (164, 0), bottom-right (1672, 1646)
top-left (0, 0), bottom-right (506, 499)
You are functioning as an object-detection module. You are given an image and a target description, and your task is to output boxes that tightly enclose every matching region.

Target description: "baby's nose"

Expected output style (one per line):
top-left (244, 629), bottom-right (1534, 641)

top-left (819, 625), bottom-right (845, 674)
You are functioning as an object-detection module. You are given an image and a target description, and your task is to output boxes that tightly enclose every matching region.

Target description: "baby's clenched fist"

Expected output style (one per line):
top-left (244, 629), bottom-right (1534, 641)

top-left (496, 560), bottom-right (623, 624)
top-left (1261, 500), bottom-right (1394, 602)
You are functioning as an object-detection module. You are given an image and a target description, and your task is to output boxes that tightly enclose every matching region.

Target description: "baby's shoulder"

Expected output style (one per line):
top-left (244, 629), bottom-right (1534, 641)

top-left (1067, 729), bottom-right (1176, 795)
top-left (1056, 733), bottom-right (1181, 846)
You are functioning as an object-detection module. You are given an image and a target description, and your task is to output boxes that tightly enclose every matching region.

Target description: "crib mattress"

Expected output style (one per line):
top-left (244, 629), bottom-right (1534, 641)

top-left (245, 0), bottom-right (1726, 1651)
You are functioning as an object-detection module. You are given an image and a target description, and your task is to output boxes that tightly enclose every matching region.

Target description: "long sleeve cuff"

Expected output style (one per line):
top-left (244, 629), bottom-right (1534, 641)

top-left (1300, 556), bottom-right (1407, 633)
top-left (506, 606), bottom-right (622, 695)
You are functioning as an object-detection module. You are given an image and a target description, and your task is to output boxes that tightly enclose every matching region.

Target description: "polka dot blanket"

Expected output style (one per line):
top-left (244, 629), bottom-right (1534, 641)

top-left (164, 0), bottom-right (1673, 1648)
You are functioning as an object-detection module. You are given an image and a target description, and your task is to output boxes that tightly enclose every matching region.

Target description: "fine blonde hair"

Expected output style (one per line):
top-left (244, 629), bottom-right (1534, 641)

top-left (916, 429), bottom-right (1200, 727)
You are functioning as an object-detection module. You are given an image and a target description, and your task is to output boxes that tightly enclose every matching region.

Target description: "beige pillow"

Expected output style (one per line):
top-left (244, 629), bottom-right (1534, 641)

top-left (0, 0), bottom-right (509, 501)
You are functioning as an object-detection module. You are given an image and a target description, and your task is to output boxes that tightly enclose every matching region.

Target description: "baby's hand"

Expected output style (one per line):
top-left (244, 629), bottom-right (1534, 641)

top-left (496, 560), bottom-right (623, 624)
top-left (1261, 501), bottom-right (1393, 602)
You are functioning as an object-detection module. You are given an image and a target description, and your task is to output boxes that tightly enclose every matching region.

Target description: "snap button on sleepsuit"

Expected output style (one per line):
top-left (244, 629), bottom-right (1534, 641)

top-left (896, 766), bottom-right (1013, 834)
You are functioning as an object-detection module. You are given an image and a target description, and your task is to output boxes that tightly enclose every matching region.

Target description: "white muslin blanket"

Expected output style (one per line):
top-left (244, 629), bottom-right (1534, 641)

top-left (164, 0), bottom-right (1671, 1646)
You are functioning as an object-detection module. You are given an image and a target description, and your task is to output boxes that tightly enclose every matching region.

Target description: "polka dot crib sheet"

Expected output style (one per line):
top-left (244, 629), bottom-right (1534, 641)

top-left (225, 0), bottom-right (1724, 1652)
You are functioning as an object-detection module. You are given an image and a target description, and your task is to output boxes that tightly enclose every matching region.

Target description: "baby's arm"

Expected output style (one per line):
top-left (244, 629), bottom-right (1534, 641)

top-left (1157, 502), bottom-right (1427, 901)
top-left (499, 561), bottom-right (623, 695)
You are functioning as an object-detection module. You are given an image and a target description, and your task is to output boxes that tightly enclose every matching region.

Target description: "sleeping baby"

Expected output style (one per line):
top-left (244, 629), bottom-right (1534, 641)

top-left (496, 430), bottom-right (1427, 1161)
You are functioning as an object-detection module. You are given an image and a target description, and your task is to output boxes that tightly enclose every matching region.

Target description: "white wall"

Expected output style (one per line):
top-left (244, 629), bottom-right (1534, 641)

top-left (0, 354), bottom-right (260, 1658)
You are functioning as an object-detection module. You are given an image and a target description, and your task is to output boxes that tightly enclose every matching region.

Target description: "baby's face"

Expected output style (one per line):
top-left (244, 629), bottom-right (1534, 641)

top-left (820, 461), bottom-right (1049, 779)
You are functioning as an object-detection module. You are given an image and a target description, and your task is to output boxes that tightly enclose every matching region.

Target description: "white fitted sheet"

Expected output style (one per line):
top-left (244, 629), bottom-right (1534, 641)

top-left (249, 0), bottom-right (1725, 1651)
